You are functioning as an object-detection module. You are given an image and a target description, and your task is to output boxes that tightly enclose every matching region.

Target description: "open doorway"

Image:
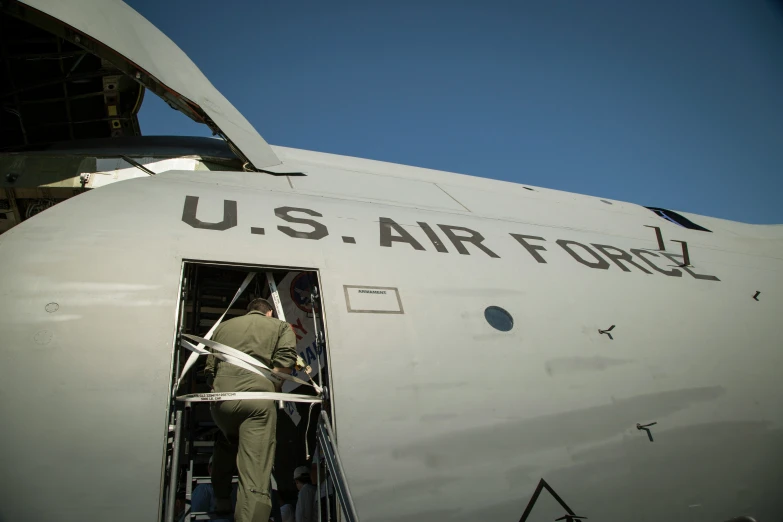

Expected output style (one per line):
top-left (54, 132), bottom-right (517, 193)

top-left (163, 261), bottom-right (333, 522)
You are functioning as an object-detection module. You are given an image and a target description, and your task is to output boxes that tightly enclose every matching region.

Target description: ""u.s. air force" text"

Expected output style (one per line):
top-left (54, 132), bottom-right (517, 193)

top-left (181, 196), bottom-right (719, 282)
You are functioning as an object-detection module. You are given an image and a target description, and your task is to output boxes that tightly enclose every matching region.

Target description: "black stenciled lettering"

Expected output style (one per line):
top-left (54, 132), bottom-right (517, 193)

top-left (556, 240), bottom-right (610, 269)
top-left (592, 244), bottom-right (652, 274)
top-left (182, 195), bottom-right (237, 231)
top-left (510, 234), bottom-right (547, 263)
top-left (630, 249), bottom-right (682, 277)
top-left (275, 207), bottom-right (328, 240)
top-left (659, 253), bottom-right (720, 281)
top-left (379, 217), bottom-right (425, 250)
top-left (437, 224), bottom-right (500, 258)
top-left (418, 222), bottom-right (448, 253)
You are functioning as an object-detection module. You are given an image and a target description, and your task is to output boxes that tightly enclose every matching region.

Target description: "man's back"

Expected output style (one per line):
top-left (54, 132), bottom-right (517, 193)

top-left (205, 300), bottom-right (298, 522)
top-left (205, 311), bottom-right (297, 393)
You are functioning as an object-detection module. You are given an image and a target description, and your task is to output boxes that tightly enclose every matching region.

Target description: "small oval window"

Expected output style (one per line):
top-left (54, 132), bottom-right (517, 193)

top-left (484, 306), bottom-right (513, 332)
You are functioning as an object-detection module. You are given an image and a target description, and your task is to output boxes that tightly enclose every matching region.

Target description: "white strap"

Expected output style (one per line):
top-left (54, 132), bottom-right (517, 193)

top-left (182, 334), bottom-right (322, 393)
top-left (180, 340), bottom-right (269, 381)
top-left (266, 273), bottom-right (286, 322)
top-left (267, 272), bottom-right (304, 416)
top-left (176, 392), bottom-right (322, 403)
top-left (174, 272), bottom-right (256, 393)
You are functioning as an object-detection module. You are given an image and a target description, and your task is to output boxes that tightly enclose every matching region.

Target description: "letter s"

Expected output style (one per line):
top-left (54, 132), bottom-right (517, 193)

top-left (275, 207), bottom-right (328, 240)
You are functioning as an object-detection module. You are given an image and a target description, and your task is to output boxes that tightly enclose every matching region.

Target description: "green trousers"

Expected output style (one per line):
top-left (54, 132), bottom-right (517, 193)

top-left (210, 376), bottom-right (277, 522)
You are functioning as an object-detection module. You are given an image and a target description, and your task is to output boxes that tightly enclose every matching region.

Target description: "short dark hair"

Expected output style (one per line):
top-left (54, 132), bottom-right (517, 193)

top-left (295, 475), bottom-right (311, 485)
top-left (247, 298), bottom-right (274, 315)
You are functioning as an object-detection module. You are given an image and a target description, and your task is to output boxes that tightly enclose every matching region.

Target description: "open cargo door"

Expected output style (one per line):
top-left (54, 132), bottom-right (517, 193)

top-left (9, 0), bottom-right (291, 173)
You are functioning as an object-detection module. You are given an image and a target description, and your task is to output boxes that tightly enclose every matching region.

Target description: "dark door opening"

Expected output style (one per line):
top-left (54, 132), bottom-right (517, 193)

top-left (162, 262), bottom-right (332, 522)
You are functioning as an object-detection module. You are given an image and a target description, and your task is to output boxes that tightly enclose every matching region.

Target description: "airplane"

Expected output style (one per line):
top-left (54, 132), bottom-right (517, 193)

top-left (1, 1), bottom-right (781, 521)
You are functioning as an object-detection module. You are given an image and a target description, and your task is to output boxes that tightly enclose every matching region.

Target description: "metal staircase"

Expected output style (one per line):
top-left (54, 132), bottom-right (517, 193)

top-left (162, 265), bottom-right (359, 522)
top-left (315, 411), bottom-right (360, 522)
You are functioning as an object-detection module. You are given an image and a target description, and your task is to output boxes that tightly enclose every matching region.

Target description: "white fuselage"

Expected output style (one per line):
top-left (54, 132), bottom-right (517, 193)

top-left (0, 147), bottom-right (781, 521)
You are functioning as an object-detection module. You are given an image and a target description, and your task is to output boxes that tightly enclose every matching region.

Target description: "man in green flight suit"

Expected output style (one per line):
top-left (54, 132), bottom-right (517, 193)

top-left (204, 297), bottom-right (298, 522)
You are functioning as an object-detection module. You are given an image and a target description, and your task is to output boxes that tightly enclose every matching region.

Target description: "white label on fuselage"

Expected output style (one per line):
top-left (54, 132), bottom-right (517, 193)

top-left (344, 285), bottom-right (404, 314)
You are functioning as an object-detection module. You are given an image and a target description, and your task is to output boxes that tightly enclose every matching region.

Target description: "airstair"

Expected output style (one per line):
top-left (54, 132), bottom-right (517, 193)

top-left (165, 408), bottom-right (359, 522)
top-left (161, 263), bottom-right (360, 522)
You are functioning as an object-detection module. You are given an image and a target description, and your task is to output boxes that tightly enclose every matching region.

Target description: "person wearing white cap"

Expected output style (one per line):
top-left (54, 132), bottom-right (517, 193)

top-left (293, 466), bottom-right (317, 522)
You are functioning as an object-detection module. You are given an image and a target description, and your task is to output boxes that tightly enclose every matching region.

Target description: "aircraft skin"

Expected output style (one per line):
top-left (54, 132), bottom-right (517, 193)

top-left (1, 2), bottom-right (782, 522)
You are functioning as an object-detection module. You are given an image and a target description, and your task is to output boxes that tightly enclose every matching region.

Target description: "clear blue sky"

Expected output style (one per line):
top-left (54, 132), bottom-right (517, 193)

top-left (129, 0), bottom-right (783, 224)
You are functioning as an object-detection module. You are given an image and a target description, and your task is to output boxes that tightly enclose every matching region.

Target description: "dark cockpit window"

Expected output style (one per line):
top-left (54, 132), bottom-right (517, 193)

top-left (645, 207), bottom-right (711, 232)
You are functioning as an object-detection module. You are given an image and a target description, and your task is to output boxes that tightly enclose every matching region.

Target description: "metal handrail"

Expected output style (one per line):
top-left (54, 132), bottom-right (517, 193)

top-left (165, 408), bottom-right (184, 522)
top-left (316, 411), bottom-right (360, 522)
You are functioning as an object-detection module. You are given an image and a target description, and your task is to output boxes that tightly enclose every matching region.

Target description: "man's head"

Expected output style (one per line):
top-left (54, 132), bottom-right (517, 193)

top-left (247, 298), bottom-right (274, 317)
top-left (293, 466), bottom-right (311, 491)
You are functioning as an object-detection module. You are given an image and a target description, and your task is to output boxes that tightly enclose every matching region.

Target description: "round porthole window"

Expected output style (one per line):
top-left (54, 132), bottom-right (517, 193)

top-left (484, 306), bottom-right (513, 332)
